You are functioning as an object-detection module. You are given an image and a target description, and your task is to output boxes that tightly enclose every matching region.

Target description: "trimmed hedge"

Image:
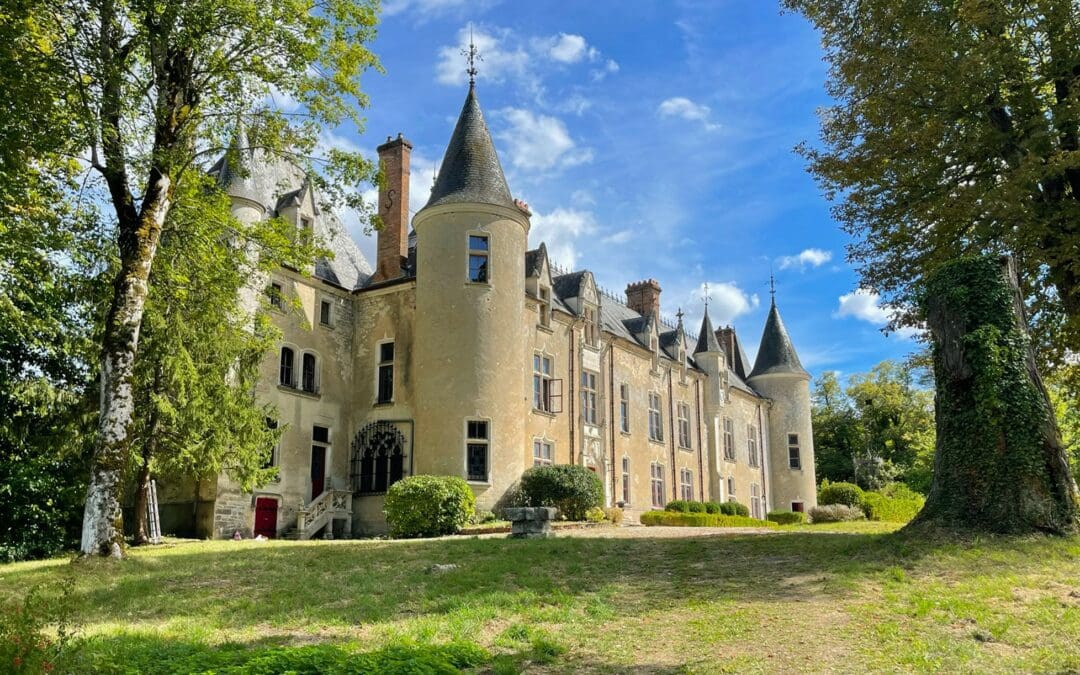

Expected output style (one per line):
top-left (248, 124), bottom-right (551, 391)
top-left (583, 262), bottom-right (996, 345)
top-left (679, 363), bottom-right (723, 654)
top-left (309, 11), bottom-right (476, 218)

top-left (704, 501), bottom-right (722, 514)
top-left (818, 480), bottom-right (865, 507)
top-left (384, 475), bottom-right (476, 538)
top-left (719, 500), bottom-right (750, 517)
top-left (520, 464), bottom-right (603, 520)
top-left (665, 500), bottom-right (692, 513)
top-left (859, 486), bottom-right (925, 523)
top-left (767, 510), bottom-right (807, 525)
top-left (639, 511), bottom-right (778, 528)
top-left (809, 504), bottom-right (865, 523)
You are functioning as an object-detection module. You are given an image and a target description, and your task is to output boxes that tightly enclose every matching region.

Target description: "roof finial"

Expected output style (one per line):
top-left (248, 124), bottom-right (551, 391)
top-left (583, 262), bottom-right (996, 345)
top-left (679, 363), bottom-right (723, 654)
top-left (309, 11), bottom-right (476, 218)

top-left (769, 269), bottom-right (776, 305)
top-left (703, 281), bottom-right (710, 311)
top-left (676, 307), bottom-right (684, 328)
top-left (462, 26), bottom-right (481, 88)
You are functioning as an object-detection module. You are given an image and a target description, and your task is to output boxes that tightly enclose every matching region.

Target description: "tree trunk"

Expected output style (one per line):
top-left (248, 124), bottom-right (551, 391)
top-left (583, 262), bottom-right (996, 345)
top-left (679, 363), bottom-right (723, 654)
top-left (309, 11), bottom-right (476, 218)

top-left (912, 256), bottom-right (1078, 534)
top-left (132, 456), bottom-right (151, 546)
top-left (79, 175), bottom-right (171, 557)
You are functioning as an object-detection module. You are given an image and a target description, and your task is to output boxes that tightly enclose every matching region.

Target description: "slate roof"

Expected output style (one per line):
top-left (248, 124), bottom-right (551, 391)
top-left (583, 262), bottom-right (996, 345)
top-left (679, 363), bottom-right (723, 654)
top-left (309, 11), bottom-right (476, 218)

top-left (552, 271), bottom-right (587, 300)
top-left (694, 309), bottom-right (722, 354)
top-left (749, 301), bottom-right (808, 379)
top-left (525, 243), bottom-right (547, 278)
top-left (424, 87), bottom-right (515, 211)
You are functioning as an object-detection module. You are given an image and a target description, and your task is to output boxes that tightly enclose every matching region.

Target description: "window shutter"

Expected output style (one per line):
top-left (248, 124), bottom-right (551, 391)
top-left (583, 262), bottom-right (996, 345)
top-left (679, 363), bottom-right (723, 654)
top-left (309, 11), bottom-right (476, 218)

top-left (548, 379), bottom-right (564, 413)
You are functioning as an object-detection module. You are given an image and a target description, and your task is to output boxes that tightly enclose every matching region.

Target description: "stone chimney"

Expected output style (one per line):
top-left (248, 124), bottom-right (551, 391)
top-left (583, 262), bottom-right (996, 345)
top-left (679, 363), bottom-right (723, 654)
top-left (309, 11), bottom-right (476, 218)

top-left (626, 279), bottom-right (662, 320)
top-left (373, 133), bottom-right (412, 282)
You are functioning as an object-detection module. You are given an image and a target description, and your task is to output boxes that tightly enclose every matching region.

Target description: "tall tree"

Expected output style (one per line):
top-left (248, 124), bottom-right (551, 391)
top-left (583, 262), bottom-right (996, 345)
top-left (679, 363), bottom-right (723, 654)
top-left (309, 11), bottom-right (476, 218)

top-left (47, 0), bottom-right (379, 556)
top-left (784, 0), bottom-right (1080, 373)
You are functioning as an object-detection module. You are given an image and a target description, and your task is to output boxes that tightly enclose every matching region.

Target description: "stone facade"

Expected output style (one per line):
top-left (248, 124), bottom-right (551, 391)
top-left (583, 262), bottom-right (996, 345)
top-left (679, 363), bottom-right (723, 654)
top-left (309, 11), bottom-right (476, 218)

top-left (197, 84), bottom-right (817, 538)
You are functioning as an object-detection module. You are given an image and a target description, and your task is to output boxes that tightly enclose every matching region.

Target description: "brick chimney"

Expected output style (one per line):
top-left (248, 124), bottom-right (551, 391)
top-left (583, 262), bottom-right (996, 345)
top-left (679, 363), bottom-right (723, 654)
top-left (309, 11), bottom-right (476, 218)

top-left (373, 133), bottom-right (412, 282)
top-left (625, 279), bottom-right (662, 320)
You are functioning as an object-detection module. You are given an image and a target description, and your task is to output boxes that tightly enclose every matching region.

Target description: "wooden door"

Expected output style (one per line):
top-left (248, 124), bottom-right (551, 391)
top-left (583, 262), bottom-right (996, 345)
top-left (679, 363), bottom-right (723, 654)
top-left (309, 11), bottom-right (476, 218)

top-left (254, 498), bottom-right (278, 538)
top-left (311, 445), bottom-right (326, 499)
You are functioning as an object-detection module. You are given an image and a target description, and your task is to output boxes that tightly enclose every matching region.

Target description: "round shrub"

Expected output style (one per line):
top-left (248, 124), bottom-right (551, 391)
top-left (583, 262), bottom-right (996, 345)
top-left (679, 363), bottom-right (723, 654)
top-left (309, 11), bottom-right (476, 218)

top-left (384, 475), bottom-right (476, 538)
top-left (818, 481), bottom-right (865, 507)
top-left (724, 500), bottom-right (750, 517)
top-left (520, 464), bottom-right (603, 521)
top-left (585, 506), bottom-right (607, 523)
top-left (808, 504), bottom-right (865, 523)
top-left (704, 501), bottom-right (721, 514)
top-left (687, 501), bottom-right (707, 513)
top-left (603, 507), bottom-right (624, 525)
top-left (665, 500), bottom-right (691, 512)
top-left (766, 510), bottom-right (807, 525)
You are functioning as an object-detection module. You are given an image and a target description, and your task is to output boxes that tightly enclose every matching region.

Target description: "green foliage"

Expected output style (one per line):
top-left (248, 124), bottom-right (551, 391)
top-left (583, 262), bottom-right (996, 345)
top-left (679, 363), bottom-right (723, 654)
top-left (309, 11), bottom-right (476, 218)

top-left (818, 481), bottom-right (865, 507)
top-left (917, 257), bottom-right (1078, 533)
top-left (687, 501), bottom-right (707, 513)
top-left (767, 510), bottom-right (807, 525)
top-left (519, 465), bottom-right (603, 521)
top-left (808, 504), bottom-right (866, 523)
top-left (784, 0), bottom-right (1080, 375)
top-left (585, 507), bottom-right (606, 523)
top-left (704, 501), bottom-right (722, 514)
top-left (0, 579), bottom-right (76, 674)
top-left (726, 501), bottom-right (750, 518)
top-left (639, 511), bottom-right (778, 528)
top-left (859, 486), bottom-right (925, 523)
top-left (471, 510), bottom-right (497, 525)
top-left (665, 500), bottom-right (691, 513)
top-left (383, 475), bottom-right (476, 539)
top-left (603, 507), bottom-right (624, 525)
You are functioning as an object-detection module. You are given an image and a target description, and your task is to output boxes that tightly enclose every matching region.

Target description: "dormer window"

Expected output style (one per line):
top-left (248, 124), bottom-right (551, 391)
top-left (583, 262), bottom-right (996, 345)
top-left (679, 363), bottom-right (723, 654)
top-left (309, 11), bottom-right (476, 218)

top-left (538, 287), bottom-right (551, 327)
top-left (584, 306), bottom-right (598, 347)
top-left (468, 235), bottom-right (489, 283)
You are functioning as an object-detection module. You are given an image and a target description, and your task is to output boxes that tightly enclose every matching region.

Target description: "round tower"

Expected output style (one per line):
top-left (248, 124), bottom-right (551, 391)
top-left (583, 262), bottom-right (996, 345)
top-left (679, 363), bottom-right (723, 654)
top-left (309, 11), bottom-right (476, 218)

top-left (412, 84), bottom-right (530, 510)
top-left (747, 299), bottom-right (817, 513)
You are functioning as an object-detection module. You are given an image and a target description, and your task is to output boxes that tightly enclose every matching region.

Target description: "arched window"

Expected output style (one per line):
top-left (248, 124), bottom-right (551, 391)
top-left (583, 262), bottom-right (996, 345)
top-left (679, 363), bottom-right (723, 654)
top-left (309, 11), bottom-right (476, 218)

top-left (301, 352), bottom-right (318, 393)
top-left (279, 347), bottom-right (295, 387)
top-left (350, 422), bottom-right (406, 494)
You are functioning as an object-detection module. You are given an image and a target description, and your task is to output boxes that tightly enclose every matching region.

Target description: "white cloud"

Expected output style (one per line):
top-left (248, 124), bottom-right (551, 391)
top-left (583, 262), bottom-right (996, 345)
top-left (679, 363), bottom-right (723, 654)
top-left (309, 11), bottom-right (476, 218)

top-left (384, 0), bottom-right (499, 17)
top-left (547, 33), bottom-right (596, 64)
top-left (591, 59), bottom-right (620, 81)
top-left (529, 207), bottom-right (596, 270)
top-left (778, 248), bottom-right (832, 270)
top-left (657, 97), bottom-right (720, 131)
top-left (436, 25), bottom-right (531, 87)
top-left (689, 281), bottom-right (760, 326)
top-left (835, 289), bottom-right (919, 338)
top-left (495, 108), bottom-right (592, 171)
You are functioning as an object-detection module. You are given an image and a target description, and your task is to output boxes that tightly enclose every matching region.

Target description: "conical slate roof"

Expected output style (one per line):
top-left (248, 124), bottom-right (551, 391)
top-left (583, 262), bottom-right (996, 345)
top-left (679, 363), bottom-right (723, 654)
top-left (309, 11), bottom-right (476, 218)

top-left (424, 86), bottom-right (514, 210)
top-left (693, 308), bottom-right (722, 354)
top-left (749, 301), bottom-right (808, 379)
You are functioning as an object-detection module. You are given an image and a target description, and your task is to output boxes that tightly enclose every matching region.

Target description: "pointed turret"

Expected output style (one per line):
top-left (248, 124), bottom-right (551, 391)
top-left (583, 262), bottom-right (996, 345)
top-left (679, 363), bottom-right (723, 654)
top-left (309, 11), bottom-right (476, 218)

top-left (749, 300), bottom-right (808, 379)
top-left (694, 308), bottom-right (722, 354)
top-left (423, 87), bottom-right (514, 211)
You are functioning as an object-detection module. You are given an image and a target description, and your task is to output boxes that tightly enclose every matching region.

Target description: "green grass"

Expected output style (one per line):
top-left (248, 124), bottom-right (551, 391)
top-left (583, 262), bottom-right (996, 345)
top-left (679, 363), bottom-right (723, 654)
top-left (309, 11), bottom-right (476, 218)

top-left (2, 522), bottom-right (1079, 673)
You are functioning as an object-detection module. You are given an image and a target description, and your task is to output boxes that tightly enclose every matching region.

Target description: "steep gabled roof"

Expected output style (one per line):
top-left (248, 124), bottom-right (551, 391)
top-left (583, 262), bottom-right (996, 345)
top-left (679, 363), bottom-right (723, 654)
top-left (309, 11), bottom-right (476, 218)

top-left (424, 87), bottom-right (514, 210)
top-left (525, 243), bottom-right (548, 278)
top-left (693, 308), bottom-right (722, 354)
top-left (552, 271), bottom-right (587, 301)
top-left (749, 301), bottom-right (808, 379)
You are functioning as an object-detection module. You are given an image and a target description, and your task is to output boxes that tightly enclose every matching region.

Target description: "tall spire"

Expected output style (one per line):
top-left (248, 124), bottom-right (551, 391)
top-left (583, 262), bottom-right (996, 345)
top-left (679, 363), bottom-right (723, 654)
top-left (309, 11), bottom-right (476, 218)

top-left (749, 300), bottom-right (808, 379)
top-left (423, 85), bottom-right (514, 210)
top-left (694, 306), bottom-right (722, 354)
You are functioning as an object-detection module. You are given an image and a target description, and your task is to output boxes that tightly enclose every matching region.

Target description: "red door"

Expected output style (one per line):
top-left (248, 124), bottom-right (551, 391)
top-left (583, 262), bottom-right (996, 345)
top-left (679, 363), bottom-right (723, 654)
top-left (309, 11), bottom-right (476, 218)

top-left (311, 445), bottom-right (326, 499)
top-left (254, 498), bottom-right (278, 538)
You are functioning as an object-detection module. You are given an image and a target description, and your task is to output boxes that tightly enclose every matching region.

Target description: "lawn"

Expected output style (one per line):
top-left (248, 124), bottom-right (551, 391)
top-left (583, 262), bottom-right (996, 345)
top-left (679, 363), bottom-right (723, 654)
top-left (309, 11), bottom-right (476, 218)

top-left (2, 522), bottom-right (1079, 673)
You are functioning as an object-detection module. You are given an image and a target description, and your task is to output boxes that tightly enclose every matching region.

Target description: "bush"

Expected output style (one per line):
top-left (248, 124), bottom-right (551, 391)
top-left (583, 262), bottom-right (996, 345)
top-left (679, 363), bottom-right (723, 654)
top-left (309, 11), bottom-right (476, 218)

top-left (687, 501), bottom-right (707, 513)
top-left (767, 510), bottom-right (807, 525)
top-left (1, 580), bottom-right (75, 674)
top-left (721, 500), bottom-right (750, 517)
top-left (665, 500), bottom-right (691, 512)
top-left (520, 465), bottom-right (603, 521)
top-left (639, 511), bottom-right (778, 528)
top-left (818, 480), bottom-right (865, 507)
top-left (585, 506), bottom-right (607, 523)
top-left (860, 485), bottom-right (925, 522)
top-left (808, 504), bottom-right (866, 523)
top-left (603, 507), bottom-right (624, 525)
top-left (384, 475), bottom-right (475, 538)
top-left (704, 501), bottom-right (721, 514)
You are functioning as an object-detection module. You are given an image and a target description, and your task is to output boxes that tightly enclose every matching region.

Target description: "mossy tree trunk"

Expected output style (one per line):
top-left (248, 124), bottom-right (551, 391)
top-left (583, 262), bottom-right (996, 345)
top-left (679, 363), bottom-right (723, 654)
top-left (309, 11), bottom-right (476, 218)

top-left (912, 256), bottom-right (1078, 534)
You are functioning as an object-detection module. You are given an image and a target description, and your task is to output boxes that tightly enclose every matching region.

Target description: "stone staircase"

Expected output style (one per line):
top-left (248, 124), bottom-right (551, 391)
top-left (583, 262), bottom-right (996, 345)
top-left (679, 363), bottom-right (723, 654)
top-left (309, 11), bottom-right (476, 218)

top-left (282, 484), bottom-right (352, 540)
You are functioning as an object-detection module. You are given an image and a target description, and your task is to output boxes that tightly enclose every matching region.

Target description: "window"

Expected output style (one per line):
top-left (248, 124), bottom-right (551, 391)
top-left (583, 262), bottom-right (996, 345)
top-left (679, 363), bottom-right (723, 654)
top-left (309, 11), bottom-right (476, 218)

top-left (581, 371), bottom-right (598, 425)
top-left (747, 424), bottom-right (759, 467)
top-left (351, 421), bottom-right (406, 494)
top-left (650, 463), bottom-right (666, 508)
top-left (648, 392), bottom-right (664, 442)
top-left (468, 235), bottom-right (489, 283)
top-left (533, 354), bottom-right (554, 412)
top-left (677, 403), bottom-right (691, 449)
top-left (723, 417), bottom-right (735, 461)
top-left (279, 347), bottom-right (295, 387)
top-left (750, 483), bottom-right (762, 519)
top-left (263, 418), bottom-right (279, 469)
top-left (466, 420), bottom-right (489, 482)
top-left (788, 433), bottom-right (802, 470)
top-left (312, 425), bottom-right (329, 497)
top-left (583, 306), bottom-right (598, 347)
top-left (269, 282), bottom-right (283, 309)
top-left (619, 384), bottom-right (630, 433)
top-left (377, 342), bottom-right (394, 404)
top-left (621, 456), bottom-right (630, 504)
top-left (680, 468), bottom-right (693, 501)
top-left (538, 287), bottom-right (551, 327)
top-left (301, 352), bottom-right (318, 393)
top-left (533, 439), bottom-right (553, 466)
top-left (792, 501), bottom-right (805, 513)
top-left (320, 299), bottom-right (332, 326)
top-left (727, 475), bottom-right (735, 497)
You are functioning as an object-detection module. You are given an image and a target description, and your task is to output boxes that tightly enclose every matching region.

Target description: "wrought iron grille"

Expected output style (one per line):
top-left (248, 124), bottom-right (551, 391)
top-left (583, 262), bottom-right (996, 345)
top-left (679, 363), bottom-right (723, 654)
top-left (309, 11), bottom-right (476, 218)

top-left (350, 421), bottom-right (407, 494)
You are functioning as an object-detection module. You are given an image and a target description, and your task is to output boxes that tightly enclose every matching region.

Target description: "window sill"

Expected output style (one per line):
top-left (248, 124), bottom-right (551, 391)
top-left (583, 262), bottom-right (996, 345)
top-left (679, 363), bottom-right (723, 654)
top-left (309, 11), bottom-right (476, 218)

top-left (536, 324), bottom-right (554, 334)
top-left (278, 385), bottom-right (321, 400)
top-left (648, 438), bottom-right (665, 447)
top-left (373, 401), bottom-right (394, 408)
top-left (467, 480), bottom-right (491, 487)
top-left (620, 431), bottom-right (631, 437)
top-left (678, 446), bottom-right (693, 453)
top-left (319, 322), bottom-right (334, 330)
top-left (465, 281), bottom-right (491, 287)
top-left (723, 457), bottom-right (737, 464)
top-left (532, 408), bottom-right (558, 418)
top-left (582, 343), bottom-right (600, 353)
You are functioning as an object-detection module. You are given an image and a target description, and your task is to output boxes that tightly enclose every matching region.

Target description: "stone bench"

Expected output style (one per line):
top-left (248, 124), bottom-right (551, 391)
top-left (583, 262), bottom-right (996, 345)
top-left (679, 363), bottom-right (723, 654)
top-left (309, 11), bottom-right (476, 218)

top-left (503, 506), bottom-right (557, 539)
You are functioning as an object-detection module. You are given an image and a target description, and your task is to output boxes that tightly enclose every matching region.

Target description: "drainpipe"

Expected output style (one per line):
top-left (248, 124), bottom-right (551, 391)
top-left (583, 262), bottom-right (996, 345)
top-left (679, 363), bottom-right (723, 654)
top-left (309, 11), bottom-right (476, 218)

top-left (608, 339), bottom-right (617, 505)
top-left (668, 368), bottom-right (676, 501)
top-left (696, 377), bottom-right (705, 502)
top-left (568, 320), bottom-right (576, 465)
top-left (757, 403), bottom-right (769, 513)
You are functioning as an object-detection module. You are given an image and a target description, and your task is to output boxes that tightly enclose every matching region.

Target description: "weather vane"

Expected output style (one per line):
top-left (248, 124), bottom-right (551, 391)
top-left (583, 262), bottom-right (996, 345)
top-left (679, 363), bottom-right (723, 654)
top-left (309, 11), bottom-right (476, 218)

top-left (462, 26), bottom-right (482, 87)
top-left (703, 282), bottom-right (710, 310)
top-left (769, 270), bottom-right (776, 303)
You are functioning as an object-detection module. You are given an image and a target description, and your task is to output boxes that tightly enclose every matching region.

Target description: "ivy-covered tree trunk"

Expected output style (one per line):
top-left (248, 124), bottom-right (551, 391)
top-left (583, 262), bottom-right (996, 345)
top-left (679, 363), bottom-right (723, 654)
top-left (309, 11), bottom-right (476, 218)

top-left (913, 256), bottom-right (1078, 534)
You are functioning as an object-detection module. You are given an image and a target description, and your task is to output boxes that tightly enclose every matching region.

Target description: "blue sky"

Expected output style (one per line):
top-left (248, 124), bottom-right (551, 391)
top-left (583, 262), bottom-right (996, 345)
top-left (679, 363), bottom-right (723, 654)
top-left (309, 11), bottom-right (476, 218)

top-left (332, 0), bottom-right (921, 380)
